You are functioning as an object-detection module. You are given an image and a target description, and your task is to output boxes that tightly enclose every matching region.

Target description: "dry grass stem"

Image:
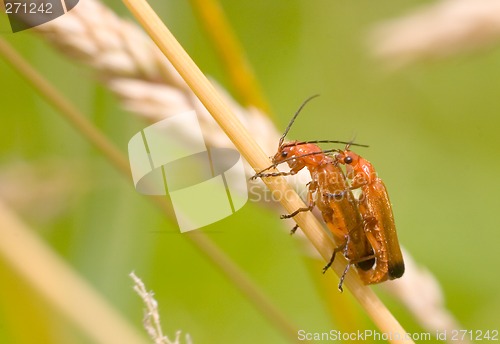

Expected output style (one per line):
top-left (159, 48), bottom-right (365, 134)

top-left (122, 0), bottom-right (412, 341)
top-left (370, 0), bottom-right (500, 67)
top-left (0, 200), bottom-right (148, 344)
top-left (130, 272), bottom-right (192, 344)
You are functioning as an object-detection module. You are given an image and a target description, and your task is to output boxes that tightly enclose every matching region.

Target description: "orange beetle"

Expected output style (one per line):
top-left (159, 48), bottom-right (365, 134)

top-left (334, 146), bottom-right (405, 283)
top-left (253, 96), bottom-right (375, 290)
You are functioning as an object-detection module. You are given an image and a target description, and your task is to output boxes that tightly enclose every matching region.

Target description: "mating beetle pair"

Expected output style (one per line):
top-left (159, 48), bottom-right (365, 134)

top-left (252, 96), bottom-right (404, 291)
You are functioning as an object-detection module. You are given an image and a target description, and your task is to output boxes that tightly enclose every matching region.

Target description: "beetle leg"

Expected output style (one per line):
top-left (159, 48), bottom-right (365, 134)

top-left (250, 171), bottom-right (295, 180)
top-left (280, 204), bottom-right (314, 219)
top-left (281, 182), bottom-right (316, 220)
top-left (338, 263), bottom-right (351, 293)
top-left (322, 240), bottom-right (347, 274)
top-left (289, 224), bottom-right (299, 235)
top-left (323, 232), bottom-right (352, 273)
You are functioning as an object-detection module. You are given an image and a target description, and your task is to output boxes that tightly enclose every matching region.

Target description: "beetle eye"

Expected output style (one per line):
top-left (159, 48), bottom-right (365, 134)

top-left (344, 156), bottom-right (353, 164)
top-left (281, 151), bottom-right (288, 158)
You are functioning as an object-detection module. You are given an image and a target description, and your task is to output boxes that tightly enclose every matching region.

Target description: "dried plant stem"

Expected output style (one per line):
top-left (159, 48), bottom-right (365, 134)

top-left (130, 272), bottom-right (193, 344)
top-left (0, 38), bottom-right (301, 343)
top-left (122, 0), bottom-right (412, 342)
top-left (129, 272), bottom-right (168, 344)
top-left (0, 200), bottom-right (148, 344)
top-left (188, 0), bottom-right (270, 114)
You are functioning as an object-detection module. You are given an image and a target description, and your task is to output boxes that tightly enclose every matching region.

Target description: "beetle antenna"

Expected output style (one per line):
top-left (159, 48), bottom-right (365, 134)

top-left (283, 140), bottom-right (369, 148)
top-left (278, 94), bottom-right (320, 148)
top-left (345, 135), bottom-right (357, 151)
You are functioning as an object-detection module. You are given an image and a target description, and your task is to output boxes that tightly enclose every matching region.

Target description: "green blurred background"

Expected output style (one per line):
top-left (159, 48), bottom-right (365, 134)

top-left (1, 0), bottom-right (499, 343)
